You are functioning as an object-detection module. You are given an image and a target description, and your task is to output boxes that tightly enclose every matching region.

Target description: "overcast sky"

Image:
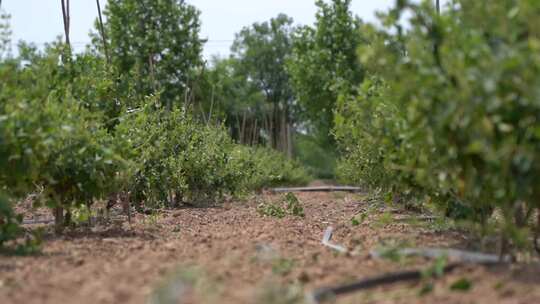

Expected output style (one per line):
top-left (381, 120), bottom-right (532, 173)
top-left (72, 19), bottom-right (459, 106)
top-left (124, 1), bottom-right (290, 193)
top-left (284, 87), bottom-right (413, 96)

top-left (1, 0), bottom-right (396, 58)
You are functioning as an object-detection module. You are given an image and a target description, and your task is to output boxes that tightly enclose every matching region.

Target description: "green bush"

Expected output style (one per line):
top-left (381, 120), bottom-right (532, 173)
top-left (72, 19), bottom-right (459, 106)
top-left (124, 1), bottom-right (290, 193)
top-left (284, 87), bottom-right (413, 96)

top-left (0, 195), bottom-right (22, 248)
top-left (257, 193), bottom-right (305, 218)
top-left (116, 105), bottom-right (247, 207)
top-left (1, 43), bottom-right (128, 233)
top-left (38, 97), bottom-right (127, 227)
top-left (1, 89), bottom-right (127, 229)
top-left (335, 76), bottom-right (402, 191)
top-left (336, 0), bottom-right (540, 248)
top-left (232, 146), bottom-right (311, 190)
top-left (115, 105), bottom-right (310, 207)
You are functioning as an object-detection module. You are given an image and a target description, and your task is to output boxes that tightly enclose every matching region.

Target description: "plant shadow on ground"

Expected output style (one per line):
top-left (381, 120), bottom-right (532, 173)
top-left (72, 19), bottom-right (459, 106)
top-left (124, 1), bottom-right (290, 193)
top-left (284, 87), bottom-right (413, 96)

top-left (19, 199), bottom-right (231, 244)
top-left (488, 263), bottom-right (540, 285)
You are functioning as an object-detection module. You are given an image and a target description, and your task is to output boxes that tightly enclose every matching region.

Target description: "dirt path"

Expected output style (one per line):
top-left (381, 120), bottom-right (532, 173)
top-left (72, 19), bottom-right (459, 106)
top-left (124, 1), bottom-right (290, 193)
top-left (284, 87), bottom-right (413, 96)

top-left (1, 192), bottom-right (539, 304)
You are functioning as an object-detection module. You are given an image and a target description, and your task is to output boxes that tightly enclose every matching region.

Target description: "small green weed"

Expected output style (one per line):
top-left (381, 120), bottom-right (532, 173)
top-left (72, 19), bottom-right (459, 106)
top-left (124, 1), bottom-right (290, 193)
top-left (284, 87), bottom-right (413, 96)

top-left (72, 204), bottom-right (95, 225)
top-left (419, 283), bottom-right (434, 296)
top-left (284, 193), bottom-right (304, 217)
top-left (450, 278), bottom-right (472, 292)
top-left (257, 203), bottom-right (286, 219)
top-left (493, 281), bottom-right (505, 290)
top-left (373, 212), bottom-right (394, 228)
top-left (418, 256), bottom-right (448, 296)
top-left (143, 211), bottom-right (161, 227)
top-left (421, 256), bottom-right (448, 279)
top-left (351, 212), bottom-right (368, 226)
top-left (271, 258), bottom-right (295, 276)
top-left (257, 193), bottom-right (304, 219)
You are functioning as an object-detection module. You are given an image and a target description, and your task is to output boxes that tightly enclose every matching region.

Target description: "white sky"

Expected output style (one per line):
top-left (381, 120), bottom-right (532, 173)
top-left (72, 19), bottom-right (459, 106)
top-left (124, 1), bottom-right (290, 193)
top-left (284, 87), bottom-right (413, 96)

top-left (1, 0), bottom-right (396, 58)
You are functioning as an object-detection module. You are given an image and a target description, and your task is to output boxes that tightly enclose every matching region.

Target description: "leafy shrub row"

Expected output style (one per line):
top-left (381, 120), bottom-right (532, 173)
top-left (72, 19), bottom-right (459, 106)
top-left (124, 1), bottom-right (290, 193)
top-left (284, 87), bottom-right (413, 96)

top-left (232, 146), bottom-right (312, 190)
top-left (115, 104), bottom-right (311, 208)
top-left (116, 105), bottom-right (247, 207)
top-left (0, 48), bottom-right (310, 249)
top-left (1, 94), bottom-right (126, 231)
top-left (335, 0), bottom-right (540, 250)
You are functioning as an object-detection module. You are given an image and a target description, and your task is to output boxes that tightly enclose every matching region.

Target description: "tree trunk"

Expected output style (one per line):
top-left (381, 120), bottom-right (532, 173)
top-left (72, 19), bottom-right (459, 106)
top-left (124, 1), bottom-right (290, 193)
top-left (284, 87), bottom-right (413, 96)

top-left (235, 114), bottom-right (241, 143)
top-left (241, 110), bottom-right (247, 144)
top-left (271, 102), bottom-right (278, 150)
top-left (64, 210), bottom-right (72, 227)
top-left (269, 111), bottom-right (274, 148)
top-left (252, 119), bottom-right (258, 146)
top-left (281, 107), bottom-right (288, 155)
top-left (287, 122), bottom-right (293, 158)
top-left (208, 85), bottom-right (215, 124)
top-left (54, 207), bottom-right (64, 233)
top-left (263, 113), bottom-right (271, 148)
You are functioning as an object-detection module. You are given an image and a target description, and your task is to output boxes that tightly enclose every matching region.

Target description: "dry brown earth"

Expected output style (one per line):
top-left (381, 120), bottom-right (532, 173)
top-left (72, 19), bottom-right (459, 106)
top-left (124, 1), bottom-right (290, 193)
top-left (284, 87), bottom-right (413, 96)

top-left (1, 192), bottom-right (539, 304)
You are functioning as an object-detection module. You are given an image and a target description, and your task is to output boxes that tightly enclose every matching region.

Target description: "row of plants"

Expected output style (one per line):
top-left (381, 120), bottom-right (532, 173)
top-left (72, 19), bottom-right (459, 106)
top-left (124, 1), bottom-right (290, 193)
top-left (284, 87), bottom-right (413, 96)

top-left (0, 37), bottom-right (310, 252)
top-left (0, 58), bottom-right (310, 250)
top-left (335, 0), bottom-right (540, 253)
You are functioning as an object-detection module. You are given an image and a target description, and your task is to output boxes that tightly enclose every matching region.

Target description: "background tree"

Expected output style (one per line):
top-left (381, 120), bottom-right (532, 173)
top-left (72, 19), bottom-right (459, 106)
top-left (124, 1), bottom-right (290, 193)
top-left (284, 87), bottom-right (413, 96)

top-left (230, 13), bottom-right (297, 156)
top-left (196, 57), bottom-right (267, 146)
top-left (287, 0), bottom-right (363, 146)
top-left (0, 6), bottom-right (10, 59)
top-left (102, 0), bottom-right (203, 109)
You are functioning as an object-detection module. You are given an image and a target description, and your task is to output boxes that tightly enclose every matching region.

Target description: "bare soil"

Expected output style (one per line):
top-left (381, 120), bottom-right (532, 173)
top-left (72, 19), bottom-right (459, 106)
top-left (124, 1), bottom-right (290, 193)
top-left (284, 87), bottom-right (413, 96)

top-left (1, 191), bottom-right (539, 304)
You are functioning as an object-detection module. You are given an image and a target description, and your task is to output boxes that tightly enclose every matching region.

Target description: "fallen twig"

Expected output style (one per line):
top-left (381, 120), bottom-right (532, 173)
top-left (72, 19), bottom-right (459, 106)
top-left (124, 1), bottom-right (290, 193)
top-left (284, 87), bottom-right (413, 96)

top-left (271, 186), bottom-right (362, 193)
top-left (321, 227), bottom-right (347, 253)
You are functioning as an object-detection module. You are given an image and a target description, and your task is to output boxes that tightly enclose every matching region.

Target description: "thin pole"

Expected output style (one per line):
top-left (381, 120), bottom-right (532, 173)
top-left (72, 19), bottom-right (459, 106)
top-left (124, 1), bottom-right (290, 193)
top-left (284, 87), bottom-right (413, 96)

top-left (96, 0), bottom-right (110, 64)
top-left (436, 0), bottom-right (440, 14)
top-left (61, 0), bottom-right (71, 47)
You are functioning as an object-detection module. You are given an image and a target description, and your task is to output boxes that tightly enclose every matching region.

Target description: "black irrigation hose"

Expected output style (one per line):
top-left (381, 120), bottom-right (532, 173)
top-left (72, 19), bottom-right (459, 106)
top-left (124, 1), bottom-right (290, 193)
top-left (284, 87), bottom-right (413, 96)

top-left (309, 262), bottom-right (503, 304)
